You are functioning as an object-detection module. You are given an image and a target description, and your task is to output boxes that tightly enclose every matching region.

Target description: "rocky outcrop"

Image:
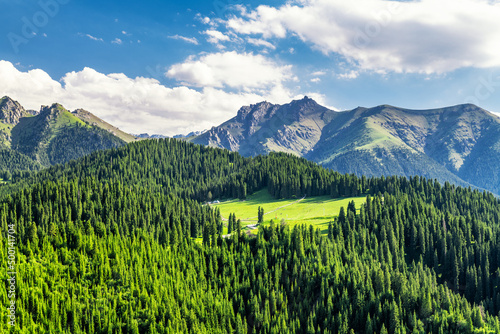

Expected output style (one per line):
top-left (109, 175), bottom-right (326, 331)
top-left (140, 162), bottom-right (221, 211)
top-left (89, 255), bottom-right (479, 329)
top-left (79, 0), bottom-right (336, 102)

top-left (0, 96), bottom-right (28, 124)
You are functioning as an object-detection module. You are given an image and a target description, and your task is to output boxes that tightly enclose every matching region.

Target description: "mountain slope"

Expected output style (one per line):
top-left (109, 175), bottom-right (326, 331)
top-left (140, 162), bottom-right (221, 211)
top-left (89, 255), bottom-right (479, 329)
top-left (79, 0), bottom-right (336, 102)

top-left (72, 108), bottom-right (137, 143)
top-left (0, 97), bottom-right (134, 170)
top-left (10, 103), bottom-right (126, 166)
top-left (0, 96), bottom-right (32, 148)
top-left (192, 98), bottom-right (500, 193)
top-left (193, 96), bottom-right (336, 156)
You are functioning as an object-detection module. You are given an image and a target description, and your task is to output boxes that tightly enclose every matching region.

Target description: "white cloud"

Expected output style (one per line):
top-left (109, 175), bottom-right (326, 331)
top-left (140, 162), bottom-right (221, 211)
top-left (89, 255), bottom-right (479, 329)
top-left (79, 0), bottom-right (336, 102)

top-left (166, 51), bottom-right (294, 91)
top-left (0, 60), bottom-right (295, 136)
top-left (203, 30), bottom-right (230, 45)
top-left (338, 70), bottom-right (359, 80)
top-left (195, 14), bottom-right (210, 24)
top-left (311, 71), bottom-right (326, 76)
top-left (226, 0), bottom-right (500, 74)
top-left (247, 38), bottom-right (276, 49)
top-left (111, 38), bottom-right (123, 45)
top-left (0, 60), bottom-right (64, 109)
top-left (168, 34), bottom-right (199, 45)
top-left (310, 77), bottom-right (321, 83)
top-left (84, 34), bottom-right (103, 42)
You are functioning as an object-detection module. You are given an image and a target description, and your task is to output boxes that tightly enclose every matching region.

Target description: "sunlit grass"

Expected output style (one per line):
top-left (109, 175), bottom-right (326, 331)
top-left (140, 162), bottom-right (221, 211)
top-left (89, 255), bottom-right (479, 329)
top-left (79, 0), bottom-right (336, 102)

top-left (213, 188), bottom-right (367, 234)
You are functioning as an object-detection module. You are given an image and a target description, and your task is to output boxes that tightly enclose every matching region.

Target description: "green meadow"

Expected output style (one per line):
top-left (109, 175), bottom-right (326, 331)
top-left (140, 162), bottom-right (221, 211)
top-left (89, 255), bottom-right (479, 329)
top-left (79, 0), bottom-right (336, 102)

top-left (213, 189), bottom-right (367, 233)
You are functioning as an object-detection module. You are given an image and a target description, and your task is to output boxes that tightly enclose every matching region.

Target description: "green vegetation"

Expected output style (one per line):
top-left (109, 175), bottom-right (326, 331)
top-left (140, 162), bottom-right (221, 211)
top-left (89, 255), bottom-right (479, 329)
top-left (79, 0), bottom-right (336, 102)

top-left (10, 104), bottom-right (125, 167)
top-left (0, 99), bottom-right (130, 174)
top-left (0, 138), bottom-right (500, 333)
top-left (46, 123), bottom-right (125, 165)
top-left (0, 149), bottom-right (41, 173)
top-left (0, 122), bottom-right (13, 148)
top-left (214, 189), bottom-right (366, 232)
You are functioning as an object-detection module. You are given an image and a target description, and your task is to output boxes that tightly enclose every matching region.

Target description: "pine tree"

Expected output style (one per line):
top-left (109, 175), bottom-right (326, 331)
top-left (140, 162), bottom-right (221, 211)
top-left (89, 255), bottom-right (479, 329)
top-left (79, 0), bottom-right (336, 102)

top-left (258, 206), bottom-right (264, 224)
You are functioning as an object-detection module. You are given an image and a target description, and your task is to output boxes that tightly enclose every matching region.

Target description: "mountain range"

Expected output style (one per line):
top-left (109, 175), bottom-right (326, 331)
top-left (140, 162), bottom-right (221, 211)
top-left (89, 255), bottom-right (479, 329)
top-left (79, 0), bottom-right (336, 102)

top-left (0, 96), bottom-right (136, 173)
top-left (191, 96), bottom-right (500, 194)
top-left (3, 94), bottom-right (500, 195)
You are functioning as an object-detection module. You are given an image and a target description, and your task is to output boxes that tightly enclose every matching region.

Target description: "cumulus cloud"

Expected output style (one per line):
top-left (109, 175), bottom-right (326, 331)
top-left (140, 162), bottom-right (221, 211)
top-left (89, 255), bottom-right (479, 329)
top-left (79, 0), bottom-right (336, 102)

top-left (0, 59), bottom-right (295, 136)
top-left (226, 0), bottom-right (500, 74)
top-left (166, 51), bottom-right (294, 91)
top-left (168, 34), bottom-right (199, 45)
top-left (111, 38), bottom-right (122, 45)
top-left (0, 60), bottom-right (64, 109)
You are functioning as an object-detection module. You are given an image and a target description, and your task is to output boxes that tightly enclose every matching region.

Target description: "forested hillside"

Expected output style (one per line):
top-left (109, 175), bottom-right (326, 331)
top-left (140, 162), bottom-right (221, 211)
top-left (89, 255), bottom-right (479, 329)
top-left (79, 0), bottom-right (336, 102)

top-left (11, 103), bottom-right (126, 167)
top-left (1, 139), bottom-right (500, 333)
top-left (0, 97), bottom-right (131, 175)
top-left (1, 139), bottom-right (367, 200)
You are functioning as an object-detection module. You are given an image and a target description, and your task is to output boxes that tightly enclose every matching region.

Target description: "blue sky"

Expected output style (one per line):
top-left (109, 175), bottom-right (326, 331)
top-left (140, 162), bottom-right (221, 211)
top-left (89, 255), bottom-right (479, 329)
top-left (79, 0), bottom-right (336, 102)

top-left (1, 0), bottom-right (500, 135)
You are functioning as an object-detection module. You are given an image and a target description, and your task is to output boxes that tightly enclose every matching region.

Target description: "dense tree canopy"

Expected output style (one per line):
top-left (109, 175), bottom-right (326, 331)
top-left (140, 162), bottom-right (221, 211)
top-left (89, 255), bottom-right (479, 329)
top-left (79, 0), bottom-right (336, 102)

top-left (1, 138), bottom-right (499, 333)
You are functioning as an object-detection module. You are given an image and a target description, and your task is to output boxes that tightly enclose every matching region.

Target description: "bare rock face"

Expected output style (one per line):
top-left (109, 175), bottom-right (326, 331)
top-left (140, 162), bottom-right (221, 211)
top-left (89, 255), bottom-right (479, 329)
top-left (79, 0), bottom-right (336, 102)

top-left (206, 127), bottom-right (240, 151)
top-left (192, 96), bottom-right (331, 156)
top-left (0, 96), bottom-right (28, 124)
top-left (236, 101), bottom-right (279, 137)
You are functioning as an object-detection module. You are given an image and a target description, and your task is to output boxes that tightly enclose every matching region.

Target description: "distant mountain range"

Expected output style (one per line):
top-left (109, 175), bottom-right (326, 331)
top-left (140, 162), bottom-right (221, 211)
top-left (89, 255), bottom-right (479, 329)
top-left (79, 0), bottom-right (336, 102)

top-left (0, 96), bottom-right (136, 173)
top-left (135, 133), bottom-right (169, 139)
top-left (191, 96), bottom-right (500, 194)
top-left (173, 130), bottom-right (208, 139)
top-left (134, 130), bottom-right (207, 140)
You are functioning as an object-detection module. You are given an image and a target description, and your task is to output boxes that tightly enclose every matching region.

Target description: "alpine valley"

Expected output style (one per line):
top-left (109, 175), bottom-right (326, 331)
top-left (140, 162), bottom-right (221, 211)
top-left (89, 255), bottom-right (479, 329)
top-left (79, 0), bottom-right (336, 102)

top-left (4, 0), bottom-right (500, 332)
top-left (3, 95), bottom-right (500, 333)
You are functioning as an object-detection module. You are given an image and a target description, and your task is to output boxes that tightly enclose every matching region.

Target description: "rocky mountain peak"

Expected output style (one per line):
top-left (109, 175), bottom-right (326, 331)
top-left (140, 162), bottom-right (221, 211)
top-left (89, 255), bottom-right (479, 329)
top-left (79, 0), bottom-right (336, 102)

top-left (279, 96), bottom-right (326, 120)
top-left (0, 96), bottom-right (28, 124)
top-left (236, 101), bottom-right (277, 122)
top-left (292, 95), bottom-right (316, 107)
top-left (294, 95), bottom-right (319, 108)
top-left (39, 103), bottom-right (68, 119)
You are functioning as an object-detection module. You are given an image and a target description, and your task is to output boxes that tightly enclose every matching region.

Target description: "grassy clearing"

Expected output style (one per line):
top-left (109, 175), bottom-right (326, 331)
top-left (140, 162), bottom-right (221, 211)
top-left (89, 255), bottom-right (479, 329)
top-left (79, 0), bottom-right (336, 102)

top-left (213, 189), bottom-right (367, 234)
